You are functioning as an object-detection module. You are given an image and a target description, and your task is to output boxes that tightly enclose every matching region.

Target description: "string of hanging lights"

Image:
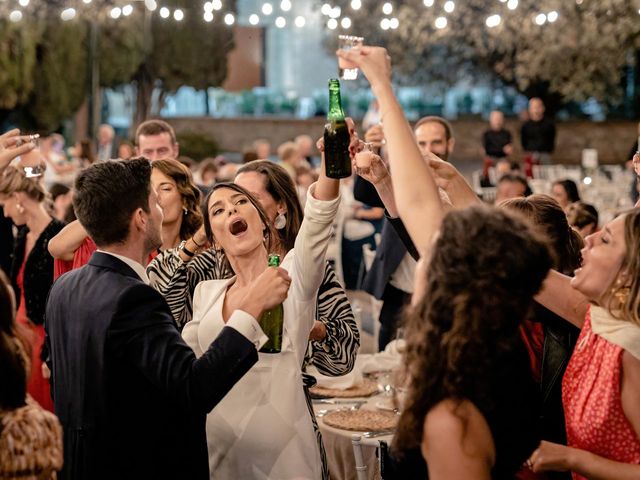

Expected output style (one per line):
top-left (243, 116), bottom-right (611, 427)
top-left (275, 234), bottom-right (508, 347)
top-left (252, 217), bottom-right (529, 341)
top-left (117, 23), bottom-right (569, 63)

top-left (2, 0), bottom-right (638, 30)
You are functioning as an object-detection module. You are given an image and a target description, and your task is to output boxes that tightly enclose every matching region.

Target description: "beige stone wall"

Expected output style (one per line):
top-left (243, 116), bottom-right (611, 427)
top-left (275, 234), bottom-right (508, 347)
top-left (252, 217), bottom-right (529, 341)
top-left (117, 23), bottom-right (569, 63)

top-left (166, 116), bottom-right (639, 165)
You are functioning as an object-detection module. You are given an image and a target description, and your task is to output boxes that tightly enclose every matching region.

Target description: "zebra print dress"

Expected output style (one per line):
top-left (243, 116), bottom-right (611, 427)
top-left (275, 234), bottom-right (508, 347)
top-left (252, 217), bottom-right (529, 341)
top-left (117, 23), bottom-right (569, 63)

top-left (147, 249), bottom-right (360, 480)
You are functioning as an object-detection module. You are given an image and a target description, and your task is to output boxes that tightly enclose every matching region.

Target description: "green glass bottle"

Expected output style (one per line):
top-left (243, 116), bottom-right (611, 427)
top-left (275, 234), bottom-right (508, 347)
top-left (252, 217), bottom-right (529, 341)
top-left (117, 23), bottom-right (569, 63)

top-left (259, 254), bottom-right (284, 354)
top-left (323, 79), bottom-right (352, 179)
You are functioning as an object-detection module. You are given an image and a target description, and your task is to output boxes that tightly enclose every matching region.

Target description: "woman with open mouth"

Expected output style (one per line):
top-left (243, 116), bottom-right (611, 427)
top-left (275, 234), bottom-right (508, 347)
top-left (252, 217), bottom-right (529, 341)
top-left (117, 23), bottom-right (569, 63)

top-left (181, 156), bottom-right (341, 479)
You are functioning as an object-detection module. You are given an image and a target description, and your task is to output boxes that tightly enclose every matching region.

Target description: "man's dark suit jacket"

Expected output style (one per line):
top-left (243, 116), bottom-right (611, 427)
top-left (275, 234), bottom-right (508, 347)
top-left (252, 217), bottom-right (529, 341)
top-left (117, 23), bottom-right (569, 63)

top-left (45, 252), bottom-right (258, 480)
top-left (354, 177), bottom-right (418, 299)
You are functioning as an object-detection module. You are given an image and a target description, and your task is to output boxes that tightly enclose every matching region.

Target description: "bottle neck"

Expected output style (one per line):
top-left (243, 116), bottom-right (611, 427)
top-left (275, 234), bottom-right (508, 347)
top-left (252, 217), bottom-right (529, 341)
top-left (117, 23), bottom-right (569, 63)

top-left (328, 88), bottom-right (345, 122)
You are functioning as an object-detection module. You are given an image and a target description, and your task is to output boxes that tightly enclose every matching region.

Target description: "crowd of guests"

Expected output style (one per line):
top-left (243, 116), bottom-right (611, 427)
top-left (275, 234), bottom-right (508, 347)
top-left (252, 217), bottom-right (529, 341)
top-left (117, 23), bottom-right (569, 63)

top-left (0, 45), bottom-right (639, 480)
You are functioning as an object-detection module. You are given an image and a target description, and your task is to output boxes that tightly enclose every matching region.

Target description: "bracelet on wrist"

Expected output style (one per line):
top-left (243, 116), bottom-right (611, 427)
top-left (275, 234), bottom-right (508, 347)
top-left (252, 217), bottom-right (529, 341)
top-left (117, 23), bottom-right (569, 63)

top-left (178, 240), bottom-right (195, 257)
top-left (192, 236), bottom-right (205, 248)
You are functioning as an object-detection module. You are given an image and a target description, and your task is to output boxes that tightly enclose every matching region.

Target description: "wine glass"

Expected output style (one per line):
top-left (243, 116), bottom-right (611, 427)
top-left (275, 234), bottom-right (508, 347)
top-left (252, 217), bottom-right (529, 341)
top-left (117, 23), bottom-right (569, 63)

top-left (17, 134), bottom-right (43, 178)
top-left (338, 35), bottom-right (364, 80)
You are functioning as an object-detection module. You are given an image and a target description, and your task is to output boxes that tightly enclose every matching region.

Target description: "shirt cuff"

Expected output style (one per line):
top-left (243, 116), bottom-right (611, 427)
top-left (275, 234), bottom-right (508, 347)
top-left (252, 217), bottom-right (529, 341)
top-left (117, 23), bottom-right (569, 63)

top-left (226, 310), bottom-right (268, 350)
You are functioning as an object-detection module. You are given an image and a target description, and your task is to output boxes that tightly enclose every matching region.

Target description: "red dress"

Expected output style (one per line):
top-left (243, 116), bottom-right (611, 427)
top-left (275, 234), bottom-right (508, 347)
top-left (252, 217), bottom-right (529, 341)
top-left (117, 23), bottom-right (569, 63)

top-left (16, 261), bottom-right (54, 412)
top-left (562, 308), bottom-right (640, 480)
top-left (54, 236), bottom-right (157, 283)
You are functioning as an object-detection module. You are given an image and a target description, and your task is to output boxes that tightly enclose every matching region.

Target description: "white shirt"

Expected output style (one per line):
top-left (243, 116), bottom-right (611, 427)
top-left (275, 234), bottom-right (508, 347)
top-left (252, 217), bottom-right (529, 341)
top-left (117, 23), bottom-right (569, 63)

top-left (98, 249), bottom-right (267, 349)
top-left (389, 252), bottom-right (416, 294)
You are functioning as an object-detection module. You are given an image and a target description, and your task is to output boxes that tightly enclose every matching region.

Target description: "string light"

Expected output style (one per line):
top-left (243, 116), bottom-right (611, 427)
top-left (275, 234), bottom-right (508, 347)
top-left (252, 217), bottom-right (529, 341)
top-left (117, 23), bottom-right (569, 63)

top-left (280, 0), bottom-right (291, 12)
top-left (60, 7), bottom-right (76, 20)
top-left (0, 0), bottom-right (578, 33)
top-left (486, 14), bottom-right (500, 28)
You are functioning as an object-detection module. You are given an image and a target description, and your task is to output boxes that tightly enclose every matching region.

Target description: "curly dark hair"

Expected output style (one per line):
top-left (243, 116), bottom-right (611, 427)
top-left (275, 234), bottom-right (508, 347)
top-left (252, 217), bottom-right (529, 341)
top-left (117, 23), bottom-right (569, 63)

top-left (151, 159), bottom-right (203, 241)
top-left (501, 194), bottom-right (583, 275)
top-left (393, 206), bottom-right (552, 455)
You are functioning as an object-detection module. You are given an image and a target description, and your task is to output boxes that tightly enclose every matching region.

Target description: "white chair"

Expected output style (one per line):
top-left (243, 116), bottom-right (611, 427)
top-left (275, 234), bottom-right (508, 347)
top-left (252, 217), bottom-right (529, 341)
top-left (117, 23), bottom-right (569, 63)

top-left (352, 434), bottom-right (385, 480)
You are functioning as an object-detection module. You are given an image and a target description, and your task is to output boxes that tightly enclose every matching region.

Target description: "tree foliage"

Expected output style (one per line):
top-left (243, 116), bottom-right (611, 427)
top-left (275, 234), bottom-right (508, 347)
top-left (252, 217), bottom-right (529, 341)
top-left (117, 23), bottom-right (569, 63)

top-left (0, 21), bottom-right (40, 110)
top-left (28, 20), bottom-right (88, 131)
top-left (1, 1), bottom-right (237, 131)
top-left (330, 0), bottom-right (640, 104)
top-left (131, 0), bottom-right (236, 124)
top-left (98, 16), bottom-right (147, 89)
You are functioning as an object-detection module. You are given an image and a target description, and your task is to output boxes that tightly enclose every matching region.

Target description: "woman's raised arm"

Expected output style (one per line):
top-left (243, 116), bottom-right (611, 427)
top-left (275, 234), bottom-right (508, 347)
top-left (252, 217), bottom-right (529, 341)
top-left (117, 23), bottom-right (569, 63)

top-left (337, 47), bottom-right (443, 253)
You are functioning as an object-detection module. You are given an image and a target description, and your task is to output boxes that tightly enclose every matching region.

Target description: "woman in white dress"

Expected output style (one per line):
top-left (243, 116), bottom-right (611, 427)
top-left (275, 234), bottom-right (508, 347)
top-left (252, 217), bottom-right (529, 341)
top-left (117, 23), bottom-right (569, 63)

top-left (182, 165), bottom-right (340, 479)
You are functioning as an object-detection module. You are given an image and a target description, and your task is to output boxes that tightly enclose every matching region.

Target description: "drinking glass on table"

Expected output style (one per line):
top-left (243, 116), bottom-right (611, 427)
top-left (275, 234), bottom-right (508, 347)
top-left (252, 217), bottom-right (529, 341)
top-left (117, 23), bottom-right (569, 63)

top-left (338, 35), bottom-right (364, 80)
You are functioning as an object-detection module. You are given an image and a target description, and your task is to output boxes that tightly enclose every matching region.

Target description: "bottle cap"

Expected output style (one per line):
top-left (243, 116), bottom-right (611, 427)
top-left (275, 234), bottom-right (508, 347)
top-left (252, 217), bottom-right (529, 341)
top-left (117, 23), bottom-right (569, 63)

top-left (267, 253), bottom-right (281, 267)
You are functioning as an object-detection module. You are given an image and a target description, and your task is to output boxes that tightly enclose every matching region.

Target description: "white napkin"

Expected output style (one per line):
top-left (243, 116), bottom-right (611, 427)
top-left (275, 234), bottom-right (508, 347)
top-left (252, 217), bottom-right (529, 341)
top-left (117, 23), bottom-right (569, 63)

top-left (307, 364), bottom-right (363, 389)
top-left (360, 339), bottom-right (405, 374)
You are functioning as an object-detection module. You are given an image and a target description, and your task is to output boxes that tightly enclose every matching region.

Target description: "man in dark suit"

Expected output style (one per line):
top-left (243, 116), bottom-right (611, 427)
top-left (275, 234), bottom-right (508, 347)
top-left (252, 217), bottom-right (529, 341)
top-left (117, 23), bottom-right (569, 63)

top-left (45, 158), bottom-right (290, 480)
top-left (356, 116), bottom-right (454, 350)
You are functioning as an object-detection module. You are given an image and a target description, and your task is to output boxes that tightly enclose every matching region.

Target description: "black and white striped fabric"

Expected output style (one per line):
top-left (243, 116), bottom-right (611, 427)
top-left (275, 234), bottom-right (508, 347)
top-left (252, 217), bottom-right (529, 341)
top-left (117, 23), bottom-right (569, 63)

top-left (148, 249), bottom-right (360, 376)
top-left (147, 248), bottom-right (231, 330)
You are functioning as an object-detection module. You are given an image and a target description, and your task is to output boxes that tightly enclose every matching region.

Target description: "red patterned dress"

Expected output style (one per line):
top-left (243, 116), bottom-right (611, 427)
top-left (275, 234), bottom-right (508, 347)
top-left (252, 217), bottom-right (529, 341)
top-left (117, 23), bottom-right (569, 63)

top-left (562, 308), bottom-right (640, 480)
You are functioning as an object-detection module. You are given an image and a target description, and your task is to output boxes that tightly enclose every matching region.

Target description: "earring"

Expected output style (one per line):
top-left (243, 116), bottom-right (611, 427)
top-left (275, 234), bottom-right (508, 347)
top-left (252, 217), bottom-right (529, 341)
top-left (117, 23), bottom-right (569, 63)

top-left (183, 207), bottom-right (188, 215)
top-left (16, 203), bottom-right (25, 214)
top-left (613, 286), bottom-right (631, 310)
top-left (274, 212), bottom-right (286, 230)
